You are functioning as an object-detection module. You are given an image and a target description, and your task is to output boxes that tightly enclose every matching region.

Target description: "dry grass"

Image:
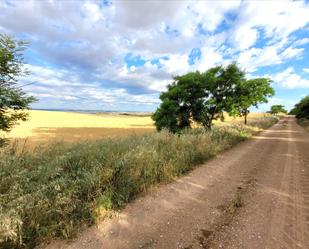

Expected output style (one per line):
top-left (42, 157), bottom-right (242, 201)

top-left (2, 110), bottom-right (269, 145)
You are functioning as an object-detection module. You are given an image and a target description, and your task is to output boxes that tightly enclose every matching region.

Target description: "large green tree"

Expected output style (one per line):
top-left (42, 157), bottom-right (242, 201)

top-left (231, 78), bottom-right (275, 124)
top-left (152, 63), bottom-right (245, 131)
top-left (0, 34), bottom-right (35, 134)
top-left (152, 63), bottom-right (275, 132)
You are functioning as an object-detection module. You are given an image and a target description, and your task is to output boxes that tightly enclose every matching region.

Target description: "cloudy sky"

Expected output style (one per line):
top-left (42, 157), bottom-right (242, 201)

top-left (1, 0), bottom-right (309, 112)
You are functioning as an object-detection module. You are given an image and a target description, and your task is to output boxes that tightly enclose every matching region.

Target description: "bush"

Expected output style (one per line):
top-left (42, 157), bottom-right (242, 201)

top-left (0, 117), bottom-right (277, 248)
top-left (297, 118), bottom-right (309, 132)
top-left (290, 95), bottom-right (309, 119)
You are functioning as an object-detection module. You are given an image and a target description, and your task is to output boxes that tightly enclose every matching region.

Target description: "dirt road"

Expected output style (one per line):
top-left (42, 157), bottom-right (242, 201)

top-left (46, 117), bottom-right (309, 249)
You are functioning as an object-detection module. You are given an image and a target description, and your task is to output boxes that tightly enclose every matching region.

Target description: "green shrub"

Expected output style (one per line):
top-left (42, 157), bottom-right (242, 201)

top-left (0, 117), bottom-right (277, 248)
top-left (297, 118), bottom-right (309, 132)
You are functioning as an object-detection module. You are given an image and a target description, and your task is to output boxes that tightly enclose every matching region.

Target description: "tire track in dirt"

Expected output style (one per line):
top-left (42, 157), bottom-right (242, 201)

top-left (266, 118), bottom-right (308, 249)
top-left (207, 117), bottom-right (309, 249)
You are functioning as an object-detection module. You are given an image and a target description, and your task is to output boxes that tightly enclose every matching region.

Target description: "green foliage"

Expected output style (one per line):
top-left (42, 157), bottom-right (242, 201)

top-left (289, 95), bottom-right (309, 119)
top-left (231, 78), bottom-right (274, 124)
top-left (270, 105), bottom-right (287, 114)
top-left (152, 71), bottom-right (205, 132)
top-left (0, 34), bottom-right (36, 133)
top-left (297, 118), bottom-right (309, 132)
top-left (152, 63), bottom-right (247, 132)
top-left (0, 117), bottom-right (277, 249)
top-left (152, 63), bottom-right (274, 132)
top-left (151, 99), bottom-right (180, 133)
top-left (196, 63), bottom-right (246, 129)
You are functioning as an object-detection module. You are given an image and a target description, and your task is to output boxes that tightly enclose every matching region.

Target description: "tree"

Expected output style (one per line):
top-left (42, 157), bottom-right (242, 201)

top-left (231, 78), bottom-right (274, 124)
top-left (270, 105), bottom-right (287, 115)
top-left (152, 63), bottom-right (276, 132)
top-left (152, 63), bottom-right (245, 132)
top-left (151, 99), bottom-right (180, 133)
top-left (195, 63), bottom-right (246, 129)
top-left (152, 71), bottom-right (205, 132)
top-left (289, 95), bottom-right (309, 119)
top-left (0, 34), bottom-right (35, 134)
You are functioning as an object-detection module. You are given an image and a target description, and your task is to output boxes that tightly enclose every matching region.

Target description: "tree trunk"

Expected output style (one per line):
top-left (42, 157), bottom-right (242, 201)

top-left (202, 120), bottom-right (212, 130)
top-left (244, 110), bottom-right (248, 125)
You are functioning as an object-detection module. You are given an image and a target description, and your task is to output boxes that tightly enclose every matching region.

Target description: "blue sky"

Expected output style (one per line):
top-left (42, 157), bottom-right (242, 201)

top-left (0, 0), bottom-right (308, 112)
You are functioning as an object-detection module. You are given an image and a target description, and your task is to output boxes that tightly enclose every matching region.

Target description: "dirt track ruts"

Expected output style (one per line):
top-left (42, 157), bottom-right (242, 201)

top-left (45, 116), bottom-right (309, 249)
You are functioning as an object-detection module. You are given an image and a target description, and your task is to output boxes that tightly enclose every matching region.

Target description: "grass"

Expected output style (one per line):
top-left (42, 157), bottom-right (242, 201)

top-left (0, 116), bottom-right (278, 249)
top-left (297, 118), bottom-right (309, 132)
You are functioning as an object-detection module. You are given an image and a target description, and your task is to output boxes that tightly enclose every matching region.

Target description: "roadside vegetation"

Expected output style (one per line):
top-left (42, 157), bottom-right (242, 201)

top-left (290, 95), bottom-right (309, 131)
top-left (0, 116), bottom-right (277, 249)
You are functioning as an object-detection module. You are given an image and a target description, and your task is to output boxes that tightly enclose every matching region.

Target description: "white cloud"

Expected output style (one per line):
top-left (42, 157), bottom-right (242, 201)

top-left (21, 64), bottom-right (161, 109)
top-left (293, 38), bottom-right (309, 47)
top-left (113, 1), bottom-right (187, 29)
top-left (1, 0), bottom-right (309, 110)
top-left (84, 1), bottom-right (105, 23)
top-left (281, 47), bottom-right (304, 60)
top-left (187, 0), bottom-right (241, 32)
top-left (237, 42), bottom-right (304, 72)
top-left (231, 0), bottom-right (309, 50)
top-left (161, 54), bottom-right (190, 75)
top-left (303, 68), bottom-right (309, 73)
top-left (272, 67), bottom-right (309, 89)
top-left (196, 47), bottom-right (223, 71)
top-left (231, 25), bottom-right (259, 50)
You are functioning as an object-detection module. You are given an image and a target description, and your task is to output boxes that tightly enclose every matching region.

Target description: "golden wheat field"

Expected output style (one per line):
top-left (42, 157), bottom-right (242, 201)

top-left (2, 110), bottom-right (154, 145)
top-left (2, 110), bottom-right (268, 146)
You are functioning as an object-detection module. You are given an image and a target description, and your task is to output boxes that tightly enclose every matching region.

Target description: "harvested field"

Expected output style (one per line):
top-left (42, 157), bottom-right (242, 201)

top-left (2, 110), bottom-right (269, 145)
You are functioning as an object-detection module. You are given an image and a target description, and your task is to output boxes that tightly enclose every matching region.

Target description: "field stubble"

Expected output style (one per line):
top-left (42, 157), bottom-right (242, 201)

top-left (2, 110), bottom-right (269, 148)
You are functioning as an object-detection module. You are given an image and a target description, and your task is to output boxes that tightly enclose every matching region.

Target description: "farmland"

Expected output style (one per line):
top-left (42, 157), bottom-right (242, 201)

top-left (2, 110), bottom-right (268, 146)
top-left (2, 110), bottom-right (154, 147)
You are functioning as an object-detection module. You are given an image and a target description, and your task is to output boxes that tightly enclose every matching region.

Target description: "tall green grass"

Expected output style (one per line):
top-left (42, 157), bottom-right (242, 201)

top-left (0, 117), bottom-right (277, 249)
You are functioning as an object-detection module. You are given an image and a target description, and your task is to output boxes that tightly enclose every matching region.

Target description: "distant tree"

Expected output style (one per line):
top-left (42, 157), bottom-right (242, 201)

top-left (289, 95), bottom-right (309, 119)
top-left (230, 78), bottom-right (275, 125)
top-left (152, 63), bottom-right (246, 132)
top-left (270, 105), bottom-right (287, 115)
top-left (0, 34), bottom-right (36, 135)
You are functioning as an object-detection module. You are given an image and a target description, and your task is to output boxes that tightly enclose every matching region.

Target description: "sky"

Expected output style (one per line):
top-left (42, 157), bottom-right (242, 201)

top-left (0, 0), bottom-right (309, 112)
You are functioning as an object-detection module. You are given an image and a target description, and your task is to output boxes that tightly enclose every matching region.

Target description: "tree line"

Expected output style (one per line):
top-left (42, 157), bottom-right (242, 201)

top-left (152, 63), bottom-right (274, 132)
